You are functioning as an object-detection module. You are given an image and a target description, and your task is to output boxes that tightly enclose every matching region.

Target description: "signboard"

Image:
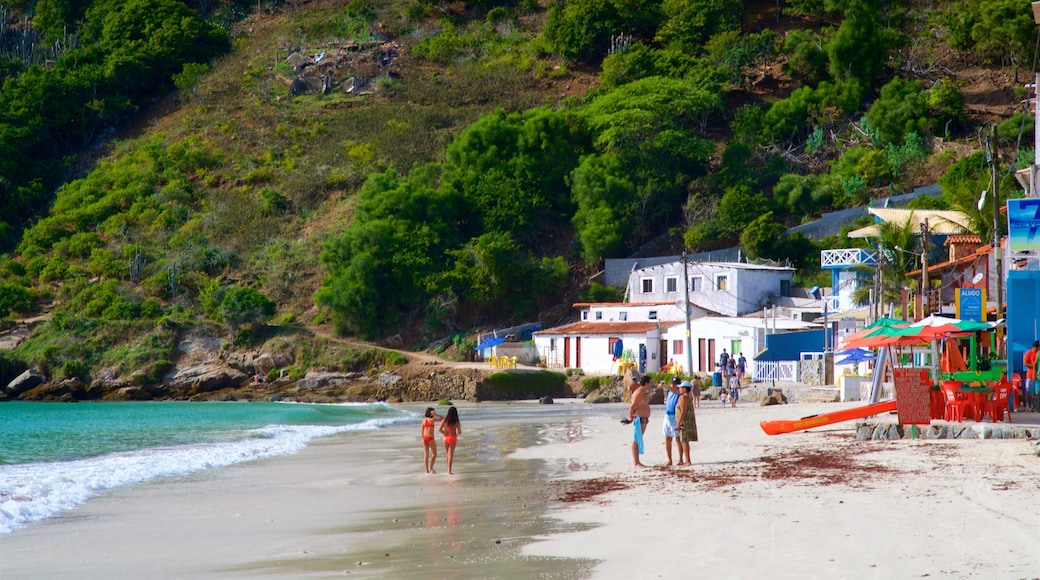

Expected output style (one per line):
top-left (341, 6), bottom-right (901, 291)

top-left (955, 287), bottom-right (985, 322)
top-left (1007, 198), bottom-right (1040, 251)
top-left (893, 368), bottom-right (931, 425)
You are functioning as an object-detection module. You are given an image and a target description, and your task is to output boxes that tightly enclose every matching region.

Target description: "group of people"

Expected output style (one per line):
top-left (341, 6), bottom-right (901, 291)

top-left (719, 349), bottom-right (746, 408)
top-left (627, 375), bottom-right (698, 469)
top-left (420, 406), bottom-right (462, 474)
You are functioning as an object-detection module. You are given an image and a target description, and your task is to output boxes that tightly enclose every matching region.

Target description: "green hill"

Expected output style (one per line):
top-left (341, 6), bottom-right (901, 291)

top-left (0, 0), bottom-right (1033, 389)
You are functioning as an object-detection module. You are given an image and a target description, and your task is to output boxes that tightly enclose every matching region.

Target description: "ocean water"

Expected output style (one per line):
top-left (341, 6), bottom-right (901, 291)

top-left (0, 401), bottom-right (413, 534)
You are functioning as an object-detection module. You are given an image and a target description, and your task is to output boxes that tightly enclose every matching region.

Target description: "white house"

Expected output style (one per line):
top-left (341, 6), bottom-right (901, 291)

top-left (532, 302), bottom-right (684, 374)
top-left (626, 261), bottom-right (795, 317)
top-left (659, 316), bottom-right (820, 377)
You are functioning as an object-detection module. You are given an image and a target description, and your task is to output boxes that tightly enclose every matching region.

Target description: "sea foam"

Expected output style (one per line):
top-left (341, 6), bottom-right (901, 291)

top-left (0, 418), bottom-right (395, 534)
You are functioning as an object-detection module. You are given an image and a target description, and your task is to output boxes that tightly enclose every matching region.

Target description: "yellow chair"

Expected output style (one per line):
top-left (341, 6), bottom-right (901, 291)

top-left (488, 355), bottom-right (498, 368)
top-left (510, 356), bottom-right (518, 369)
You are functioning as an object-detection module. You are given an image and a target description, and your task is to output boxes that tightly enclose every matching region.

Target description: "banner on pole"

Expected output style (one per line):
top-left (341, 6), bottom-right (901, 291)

top-left (1007, 198), bottom-right (1040, 251)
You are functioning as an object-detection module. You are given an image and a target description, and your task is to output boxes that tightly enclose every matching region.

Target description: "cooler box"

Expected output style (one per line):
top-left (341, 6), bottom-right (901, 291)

top-left (712, 372), bottom-right (722, 387)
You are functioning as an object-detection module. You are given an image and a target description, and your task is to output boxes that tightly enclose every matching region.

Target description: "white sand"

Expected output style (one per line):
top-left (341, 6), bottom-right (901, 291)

top-left (1, 400), bottom-right (1038, 579)
top-left (516, 401), bottom-right (1040, 579)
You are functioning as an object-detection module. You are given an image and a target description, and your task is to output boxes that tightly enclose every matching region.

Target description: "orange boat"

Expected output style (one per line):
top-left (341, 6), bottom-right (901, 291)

top-left (759, 400), bottom-right (898, 435)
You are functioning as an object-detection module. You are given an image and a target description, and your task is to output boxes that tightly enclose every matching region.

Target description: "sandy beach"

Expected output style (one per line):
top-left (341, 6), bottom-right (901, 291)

top-left (2, 399), bottom-right (1039, 579)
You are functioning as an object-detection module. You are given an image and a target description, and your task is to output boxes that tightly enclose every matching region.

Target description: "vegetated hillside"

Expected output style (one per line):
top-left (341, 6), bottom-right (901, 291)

top-left (0, 0), bottom-right (1034, 385)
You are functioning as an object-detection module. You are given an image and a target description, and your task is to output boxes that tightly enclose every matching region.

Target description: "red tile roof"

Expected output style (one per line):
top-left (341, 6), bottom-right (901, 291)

top-left (944, 234), bottom-right (982, 245)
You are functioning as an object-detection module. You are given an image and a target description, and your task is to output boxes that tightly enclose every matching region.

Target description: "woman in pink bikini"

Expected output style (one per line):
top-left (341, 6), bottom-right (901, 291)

top-left (438, 406), bottom-right (462, 475)
top-left (421, 408), bottom-right (442, 473)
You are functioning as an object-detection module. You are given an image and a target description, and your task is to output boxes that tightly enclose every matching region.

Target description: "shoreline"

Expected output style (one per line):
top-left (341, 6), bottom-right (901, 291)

top-left (0, 401), bottom-right (610, 579)
top-left (2, 400), bottom-right (1038, 578)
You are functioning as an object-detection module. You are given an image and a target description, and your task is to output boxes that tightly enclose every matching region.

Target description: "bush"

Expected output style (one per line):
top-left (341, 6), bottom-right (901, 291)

top-left (484, 370), bottom-right (567, 399)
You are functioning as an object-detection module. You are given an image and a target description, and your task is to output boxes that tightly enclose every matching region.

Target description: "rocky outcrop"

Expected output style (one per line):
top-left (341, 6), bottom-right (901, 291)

top-left (164, 361), bottom-right (249, 396)
top-left (297, 371), bottom-right (364, 389)
top-left (5, 368), bottom-right (45, 397)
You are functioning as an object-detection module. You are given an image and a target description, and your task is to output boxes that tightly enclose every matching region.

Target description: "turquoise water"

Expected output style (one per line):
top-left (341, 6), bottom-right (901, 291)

top-left (0, 401), bottom-right (413, 533)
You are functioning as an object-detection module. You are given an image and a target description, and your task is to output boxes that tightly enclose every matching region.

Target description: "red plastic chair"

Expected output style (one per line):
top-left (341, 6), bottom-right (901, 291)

top-left (984, 383), bottom-right (1013, 423)
top-left (942, 381), bottom-right (971, 422)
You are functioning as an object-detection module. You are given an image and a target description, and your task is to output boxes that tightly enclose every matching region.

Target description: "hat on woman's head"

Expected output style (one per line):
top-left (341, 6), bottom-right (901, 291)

top-left (680, 380), bottom-right (693, 388)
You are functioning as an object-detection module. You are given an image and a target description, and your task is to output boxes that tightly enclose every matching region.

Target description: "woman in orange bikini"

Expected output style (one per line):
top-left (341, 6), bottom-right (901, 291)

top-left (421, 408), bottom-right (442, 474)
top-left (438, 406), bottom-right (462, 475)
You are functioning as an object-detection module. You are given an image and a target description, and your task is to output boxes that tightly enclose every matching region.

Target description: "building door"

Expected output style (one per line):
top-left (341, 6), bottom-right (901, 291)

top-left (698, 338), bottom-right (707, 372)
top-left (707, 339), bottom-right (716, 372)
top-left (563, 337), bottom-right (571, 368)
top-left (575, 337), bottom-right (582, 368)
top-left (660, 340), bottom-right (668, 369)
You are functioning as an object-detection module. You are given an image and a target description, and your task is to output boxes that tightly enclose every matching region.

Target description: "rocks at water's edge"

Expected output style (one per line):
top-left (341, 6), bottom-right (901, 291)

top-left (5, 368), bottom-right (44, 397)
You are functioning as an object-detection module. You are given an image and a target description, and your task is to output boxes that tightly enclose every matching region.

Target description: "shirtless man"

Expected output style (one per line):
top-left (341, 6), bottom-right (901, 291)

top-left (628, 375), bottom-right (652, 468)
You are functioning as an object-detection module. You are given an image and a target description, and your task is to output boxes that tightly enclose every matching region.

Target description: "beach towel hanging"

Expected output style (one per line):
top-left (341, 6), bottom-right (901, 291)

top-left (633, 418), bottom-right (644, 454)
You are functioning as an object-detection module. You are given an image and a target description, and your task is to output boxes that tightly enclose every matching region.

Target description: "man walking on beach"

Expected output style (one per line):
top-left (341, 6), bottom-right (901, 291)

top-left (628, 375), bottom-right (651, 469)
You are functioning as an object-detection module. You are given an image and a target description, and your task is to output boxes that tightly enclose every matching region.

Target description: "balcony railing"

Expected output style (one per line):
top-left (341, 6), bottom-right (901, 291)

top-left (821, 248), bottom-right (878, 269)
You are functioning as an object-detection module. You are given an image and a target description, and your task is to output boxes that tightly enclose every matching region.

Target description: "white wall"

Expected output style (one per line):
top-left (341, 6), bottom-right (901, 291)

top-left (533, 330), bottom-right (663, 375)
top-left (626, 261), bottom-right (793, 317)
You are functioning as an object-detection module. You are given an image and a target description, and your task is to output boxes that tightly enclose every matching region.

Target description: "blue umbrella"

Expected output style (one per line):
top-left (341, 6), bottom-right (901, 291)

top-left (835, 348), bottom-right (875, 365)
top-left (474, 336), bottom-right (506, 351)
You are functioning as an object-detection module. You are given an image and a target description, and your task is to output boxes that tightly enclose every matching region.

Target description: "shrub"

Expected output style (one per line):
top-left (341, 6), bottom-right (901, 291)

top-left (485, 370), bottom-right (567, 398)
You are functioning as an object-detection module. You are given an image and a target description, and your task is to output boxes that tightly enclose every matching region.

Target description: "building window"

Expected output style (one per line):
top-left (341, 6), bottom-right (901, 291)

top-left (673, 340), bottom-right (684, 355)
top-left (690, 276), bottom-right (703, 292)
top-left (550, 338), bottom-right (556, 350)
top-left (582, 311), bottom-right (588, 320)
top-left (595, 311), bottom-right (603, 320)
top-left (649, 310), bottom-right (657, 320)
top-left (619, 312), bottom-right (628, 321)
top-left (716, 275), bottom-right (728, 291)
top-left (780, 279), bottom-right (791, 297)
top-left (640, 278), bottom-right (654, 293)
top-left (608, 337), bottom-right (621, 354)
top-left (665, 277), bottom-right (677, 293)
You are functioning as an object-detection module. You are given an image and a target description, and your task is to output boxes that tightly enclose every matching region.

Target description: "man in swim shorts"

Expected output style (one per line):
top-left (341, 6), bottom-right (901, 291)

top-left (628, 375), bottom-right (651, 468)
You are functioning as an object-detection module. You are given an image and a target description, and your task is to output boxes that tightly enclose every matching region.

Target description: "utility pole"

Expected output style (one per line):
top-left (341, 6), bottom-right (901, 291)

top-left (682, 251), bottom-right (693, 377)
top-left (920, 219), bottom-right (929, 319)
top-left (990, 124), bottom-right (1003, 320)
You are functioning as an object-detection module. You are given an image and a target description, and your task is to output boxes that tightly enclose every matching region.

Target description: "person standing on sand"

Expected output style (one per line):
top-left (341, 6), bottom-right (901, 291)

top-left (676, 380), bottom-right (698, 466)
top-left (628, 375), bottom-right (651, 469)
top-left (661, 377), bottom-right (684, 466)
top-left (1024, 341), bottom-right (1039, 412)
top-left (728, 372), bottom-right (740, 407)
top-left (719, 349), bottom-right (730, 383)
top-left (439, 406), bottom-right (462, 475)
top-left (737, 352), bottom-right (747, 383)
top-left (421, 408), bottom-right (443, 474)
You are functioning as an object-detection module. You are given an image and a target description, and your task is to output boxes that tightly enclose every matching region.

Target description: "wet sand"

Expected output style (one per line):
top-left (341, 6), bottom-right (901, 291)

top-left (2, 399), bottom-right (1039, 579)
top-left (0, 401), bottom-right (603, 579)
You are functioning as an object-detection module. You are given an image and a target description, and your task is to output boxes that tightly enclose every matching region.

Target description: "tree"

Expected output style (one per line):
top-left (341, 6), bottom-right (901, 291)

top-left (864, 77), bottom-right (934, 146)
top-left (970, 0), bottom-right (1035, 82)
top-left (570, 153), bottom-right (633, 265)
top-left (0, 283), bottom-right (32, 319)
top-left (655, 0), bottom-right (746, 53)
top-left (740, 212), bottom-right (787, 260)
top-left (218, 286), bottom-right (275, 345)
top-left (579, 76), bottom-right (719, 245)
